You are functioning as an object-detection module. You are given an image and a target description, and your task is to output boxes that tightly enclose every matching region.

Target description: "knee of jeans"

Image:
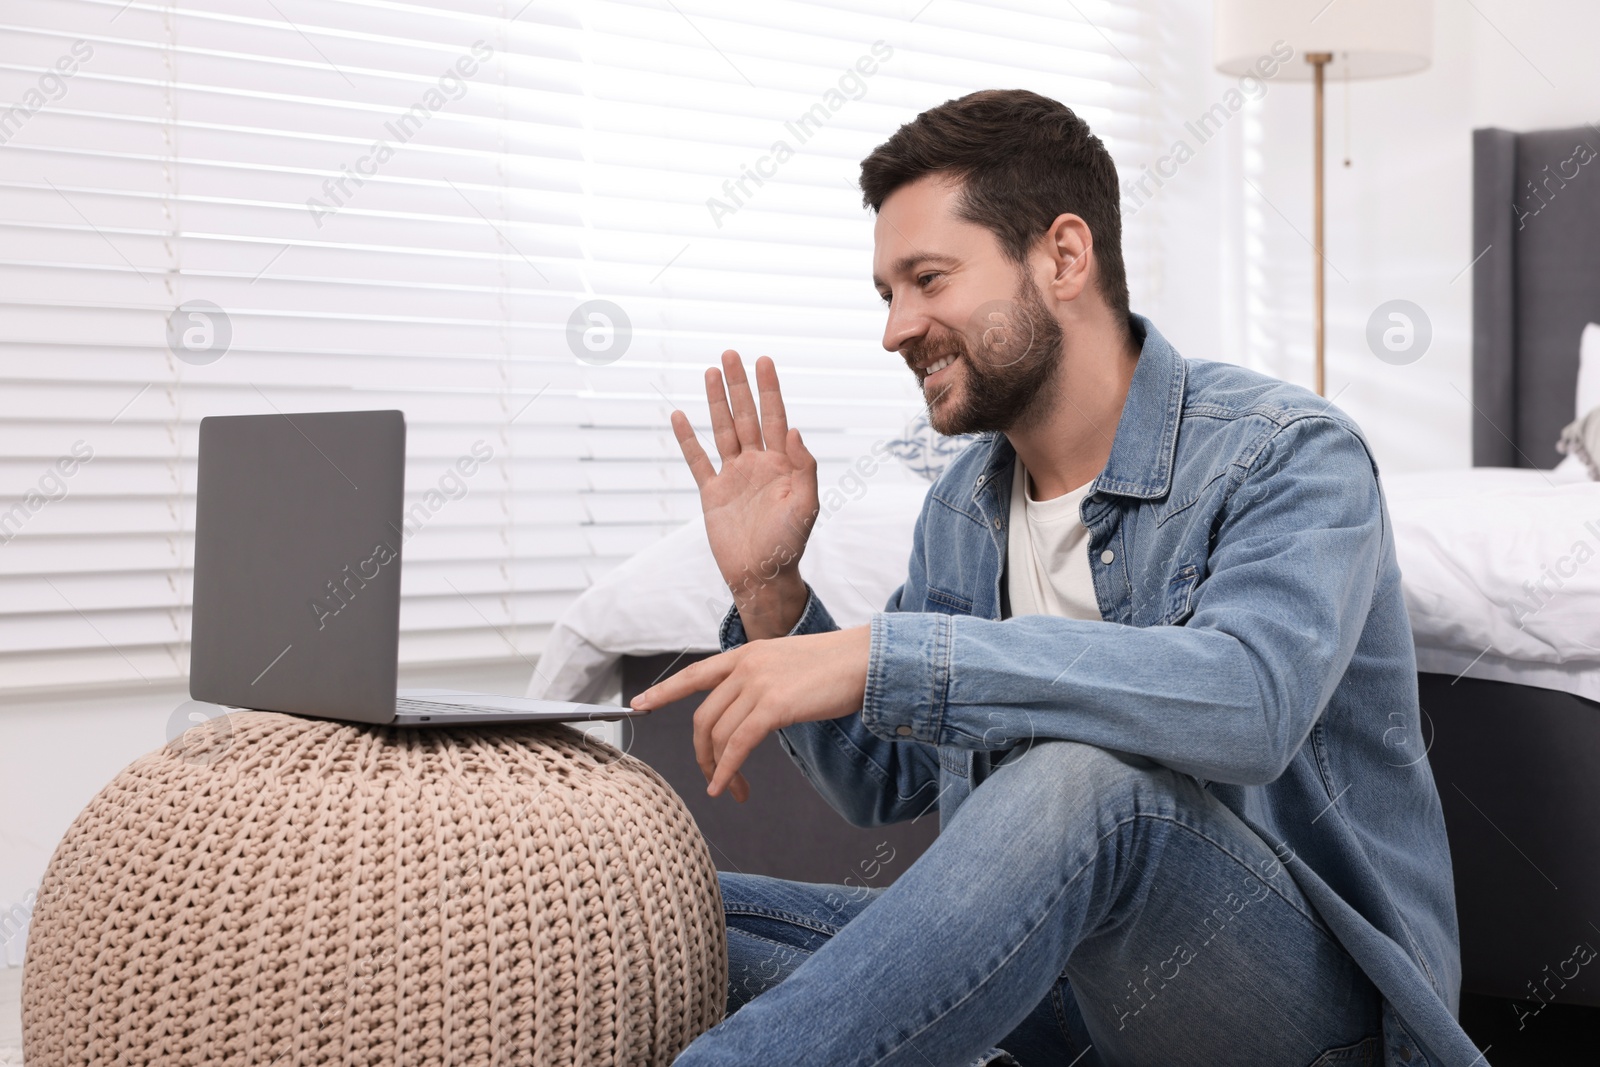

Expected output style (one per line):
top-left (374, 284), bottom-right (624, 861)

top-left (993, 739), bottom-right (1175, 827)
top-left (716, 869), bottom-right (776, 911)
top-left (715, 869), bottom-right (875, 929)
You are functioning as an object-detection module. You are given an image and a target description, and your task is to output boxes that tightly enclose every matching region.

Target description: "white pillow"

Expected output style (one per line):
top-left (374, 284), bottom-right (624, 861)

top-left (1553, 452), bottom-right (1590, 480)
top-left (1578, 321), bottom-right (1600, 420)
top-left (1555, 321), bottom-right (1600, 479)
top-left (1549, 323), bottom-right (1600, 480)
top-left (885, 412), bottom-right (980, 482)
top-left (528, 482), bottom-right (930, 702)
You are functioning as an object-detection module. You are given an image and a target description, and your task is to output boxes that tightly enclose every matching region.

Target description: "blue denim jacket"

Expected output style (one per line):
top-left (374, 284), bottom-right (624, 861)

top-left (720, 314), bottom-right (1483, 1065)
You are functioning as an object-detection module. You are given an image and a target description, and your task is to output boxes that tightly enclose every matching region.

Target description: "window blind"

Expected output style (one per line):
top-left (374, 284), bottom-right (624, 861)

top-left (0, 0), bottom-right (1163, 694)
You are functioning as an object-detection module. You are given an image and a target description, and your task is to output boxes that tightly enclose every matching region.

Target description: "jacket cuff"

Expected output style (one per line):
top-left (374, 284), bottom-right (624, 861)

top-left (861, 610), bottom-right (952, 744)
top-left (718, 581), bottom-right (836, 651)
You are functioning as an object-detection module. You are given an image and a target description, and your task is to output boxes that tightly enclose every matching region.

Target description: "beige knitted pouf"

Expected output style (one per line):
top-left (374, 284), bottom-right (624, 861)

top-left (21, 710), bottom-right (726, 1065)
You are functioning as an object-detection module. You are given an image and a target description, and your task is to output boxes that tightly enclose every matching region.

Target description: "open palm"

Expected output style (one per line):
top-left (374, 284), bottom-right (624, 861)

top-left (671, 351), bottom-right (819, 637)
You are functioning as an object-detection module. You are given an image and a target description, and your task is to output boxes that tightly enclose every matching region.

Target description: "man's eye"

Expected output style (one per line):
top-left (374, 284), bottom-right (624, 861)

top-left (917, 272), bottom-right (939, 287)
top-left (878, 291), bottom-right (892, 305)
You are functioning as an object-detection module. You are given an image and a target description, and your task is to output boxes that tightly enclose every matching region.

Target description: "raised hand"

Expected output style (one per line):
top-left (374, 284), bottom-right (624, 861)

top-left (671, 350), bottom-right (819, 641)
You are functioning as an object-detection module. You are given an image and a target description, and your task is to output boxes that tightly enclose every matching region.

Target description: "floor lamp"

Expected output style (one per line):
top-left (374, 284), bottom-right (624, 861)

top-left (1214, 0), bottom-right (1432, 397)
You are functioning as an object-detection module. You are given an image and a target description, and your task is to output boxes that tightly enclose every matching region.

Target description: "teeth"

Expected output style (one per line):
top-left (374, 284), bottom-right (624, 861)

top-left (925, 355), bottom-right (954, 375)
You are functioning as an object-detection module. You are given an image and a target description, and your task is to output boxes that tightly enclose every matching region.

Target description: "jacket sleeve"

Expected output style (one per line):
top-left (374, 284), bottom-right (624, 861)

top-left (857, 415), bottom-right (1386, 787)
top-left (718, 518), bottom-right (944, 828)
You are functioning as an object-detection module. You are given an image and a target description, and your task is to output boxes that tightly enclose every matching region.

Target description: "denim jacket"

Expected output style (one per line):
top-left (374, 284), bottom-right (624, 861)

top-left (720, 314), bottom-right (1484, 1066)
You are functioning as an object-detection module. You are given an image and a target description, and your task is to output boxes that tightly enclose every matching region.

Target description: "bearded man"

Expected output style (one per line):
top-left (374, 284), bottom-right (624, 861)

top-left (638, 89), bottom-right (1480, 1067)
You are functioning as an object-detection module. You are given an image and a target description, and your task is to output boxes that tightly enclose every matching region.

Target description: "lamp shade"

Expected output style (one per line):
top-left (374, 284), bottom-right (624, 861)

top-left (1214, 0), bottom-right (1432, 80)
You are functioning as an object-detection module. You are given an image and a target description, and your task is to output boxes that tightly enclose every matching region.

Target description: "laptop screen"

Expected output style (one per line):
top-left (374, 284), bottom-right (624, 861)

top-left (189, 409), bottom-right (406, 724)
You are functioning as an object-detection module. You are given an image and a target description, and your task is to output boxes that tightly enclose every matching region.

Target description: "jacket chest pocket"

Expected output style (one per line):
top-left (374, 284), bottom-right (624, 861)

top-left (1163, 564), bottom-right (1199, 625)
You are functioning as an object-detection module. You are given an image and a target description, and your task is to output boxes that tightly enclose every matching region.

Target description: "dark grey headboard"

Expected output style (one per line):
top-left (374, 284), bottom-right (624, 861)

top-left (1473, 124), bottom-right (1600, 468)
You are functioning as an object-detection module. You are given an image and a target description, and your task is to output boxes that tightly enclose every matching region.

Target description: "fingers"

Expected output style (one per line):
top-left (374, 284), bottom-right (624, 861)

top-left (691, 675), bottom-right (742, 790)
top-left (722, 351), bottom-right (764, 452)
top-left (632, 650), bottom-right (736, 711)
top-left (755, 356), bottom-right (789, 452)
top-left (705, 364), bottom-right (741, 461)
top-left (689, 668), bottom-right (763, 805)
top-left (703, 689), bottom-right (764, 804)
top-left (636, 650), bottom-right (751, 802)
top-left (708, 705), bottom-right (767, 798)
top-left (708, 691), bottom-right (751, 771)
top-left (701, 351), bottom-right (787, 463)
top-left (670, 410), bottom-right (717, 489)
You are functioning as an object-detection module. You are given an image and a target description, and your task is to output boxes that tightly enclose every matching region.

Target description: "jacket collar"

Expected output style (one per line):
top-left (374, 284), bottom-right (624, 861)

top-left (971, 312), bottom-right (1185, 505)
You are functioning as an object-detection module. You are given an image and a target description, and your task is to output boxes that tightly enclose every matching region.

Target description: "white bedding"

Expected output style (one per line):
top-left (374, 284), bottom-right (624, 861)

top-left (528, 483), bottom-right (930, 705)
top-left (532, 459), bottom-right (1600, 706)
top-left (1385, 459), bottom-right (1600, 700)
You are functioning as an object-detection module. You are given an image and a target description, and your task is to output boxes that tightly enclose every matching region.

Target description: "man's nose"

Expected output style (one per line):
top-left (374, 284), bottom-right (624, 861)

top-left (881, 298), bottom-right (927, 354)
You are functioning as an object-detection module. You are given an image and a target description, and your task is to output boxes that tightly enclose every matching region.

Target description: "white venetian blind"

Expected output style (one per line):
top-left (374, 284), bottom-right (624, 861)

top-left (0, 0), bottom-right (1162, 694)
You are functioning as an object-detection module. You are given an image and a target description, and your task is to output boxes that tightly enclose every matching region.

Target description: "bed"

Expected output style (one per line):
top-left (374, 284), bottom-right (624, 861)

top-left (531, 123), bottom-right (1600, 1013)
top-left (1416, 123), bottom-right (1600, 1010)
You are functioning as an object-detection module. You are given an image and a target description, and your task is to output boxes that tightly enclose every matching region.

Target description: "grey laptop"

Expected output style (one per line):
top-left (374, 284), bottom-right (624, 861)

top-left (189, 409), bottom-right (644, 727)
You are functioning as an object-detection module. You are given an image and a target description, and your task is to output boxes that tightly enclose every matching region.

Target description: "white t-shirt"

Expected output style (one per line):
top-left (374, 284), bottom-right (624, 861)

top-left (1003, 458), bottom-right (1103, 621)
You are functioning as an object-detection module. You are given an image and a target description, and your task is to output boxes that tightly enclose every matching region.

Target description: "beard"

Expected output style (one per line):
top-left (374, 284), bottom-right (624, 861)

top-left (903, 270), bottom-right (1065, 437)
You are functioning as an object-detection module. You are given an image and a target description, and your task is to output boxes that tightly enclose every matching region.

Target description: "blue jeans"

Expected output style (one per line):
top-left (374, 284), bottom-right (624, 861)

top-left (671, 738), bottom-right (1386, 1066)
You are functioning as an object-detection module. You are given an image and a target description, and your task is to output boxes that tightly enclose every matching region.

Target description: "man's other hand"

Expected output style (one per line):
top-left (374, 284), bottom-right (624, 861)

top-left (629, 626), bottom-right (872, 802)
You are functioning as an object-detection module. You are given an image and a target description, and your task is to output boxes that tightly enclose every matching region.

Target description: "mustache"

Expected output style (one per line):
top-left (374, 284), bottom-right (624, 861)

top-left (901, 330), bottom-right (968, 374)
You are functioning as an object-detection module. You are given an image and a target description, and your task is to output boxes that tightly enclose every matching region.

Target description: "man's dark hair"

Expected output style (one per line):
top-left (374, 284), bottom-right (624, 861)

top-left (858, 89), bottom-right (1130, 328)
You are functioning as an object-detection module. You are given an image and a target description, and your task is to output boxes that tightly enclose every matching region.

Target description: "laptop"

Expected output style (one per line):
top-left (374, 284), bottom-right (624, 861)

top-left (189, 409), bottom-right (647, 727)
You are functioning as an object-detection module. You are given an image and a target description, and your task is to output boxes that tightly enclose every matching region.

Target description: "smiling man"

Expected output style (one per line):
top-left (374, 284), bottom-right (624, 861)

top-left (641, 90), bottom-right (1480, 1066)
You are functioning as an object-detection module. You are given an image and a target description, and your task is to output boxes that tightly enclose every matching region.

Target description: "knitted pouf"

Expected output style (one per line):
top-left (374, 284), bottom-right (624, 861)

top-left (22, 710), bottom-right (726, 1065)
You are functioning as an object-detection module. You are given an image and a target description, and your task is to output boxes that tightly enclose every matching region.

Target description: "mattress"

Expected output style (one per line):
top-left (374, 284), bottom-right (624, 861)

top-left (1384, 461), bottom-right (1600, 702)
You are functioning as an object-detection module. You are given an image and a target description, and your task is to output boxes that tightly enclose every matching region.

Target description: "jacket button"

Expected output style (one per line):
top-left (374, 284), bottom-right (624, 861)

top-left (895, 725), bottom-right (913, 736)
top-left (1100, 549), bottom-right (1115, 564)
top-left (994, 517), bottom-right (1003, 528)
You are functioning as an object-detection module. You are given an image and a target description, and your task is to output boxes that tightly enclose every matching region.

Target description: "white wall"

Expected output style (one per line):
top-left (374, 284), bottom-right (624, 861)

top-left (1133, 0), bottom-right (1600, 475)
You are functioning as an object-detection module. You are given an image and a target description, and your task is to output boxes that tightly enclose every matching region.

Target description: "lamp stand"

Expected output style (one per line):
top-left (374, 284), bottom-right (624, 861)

top-left (1307, 51), bottom-right (1332, 397)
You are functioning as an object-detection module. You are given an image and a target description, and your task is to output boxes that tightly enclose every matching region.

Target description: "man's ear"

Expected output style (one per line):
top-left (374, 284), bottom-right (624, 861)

top-left (1041, 213), bottom-right (1094, 302)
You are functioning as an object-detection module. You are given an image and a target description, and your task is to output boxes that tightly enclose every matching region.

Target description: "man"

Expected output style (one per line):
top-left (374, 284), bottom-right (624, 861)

top-left (636, 89), bottom-right (1482, 1066)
